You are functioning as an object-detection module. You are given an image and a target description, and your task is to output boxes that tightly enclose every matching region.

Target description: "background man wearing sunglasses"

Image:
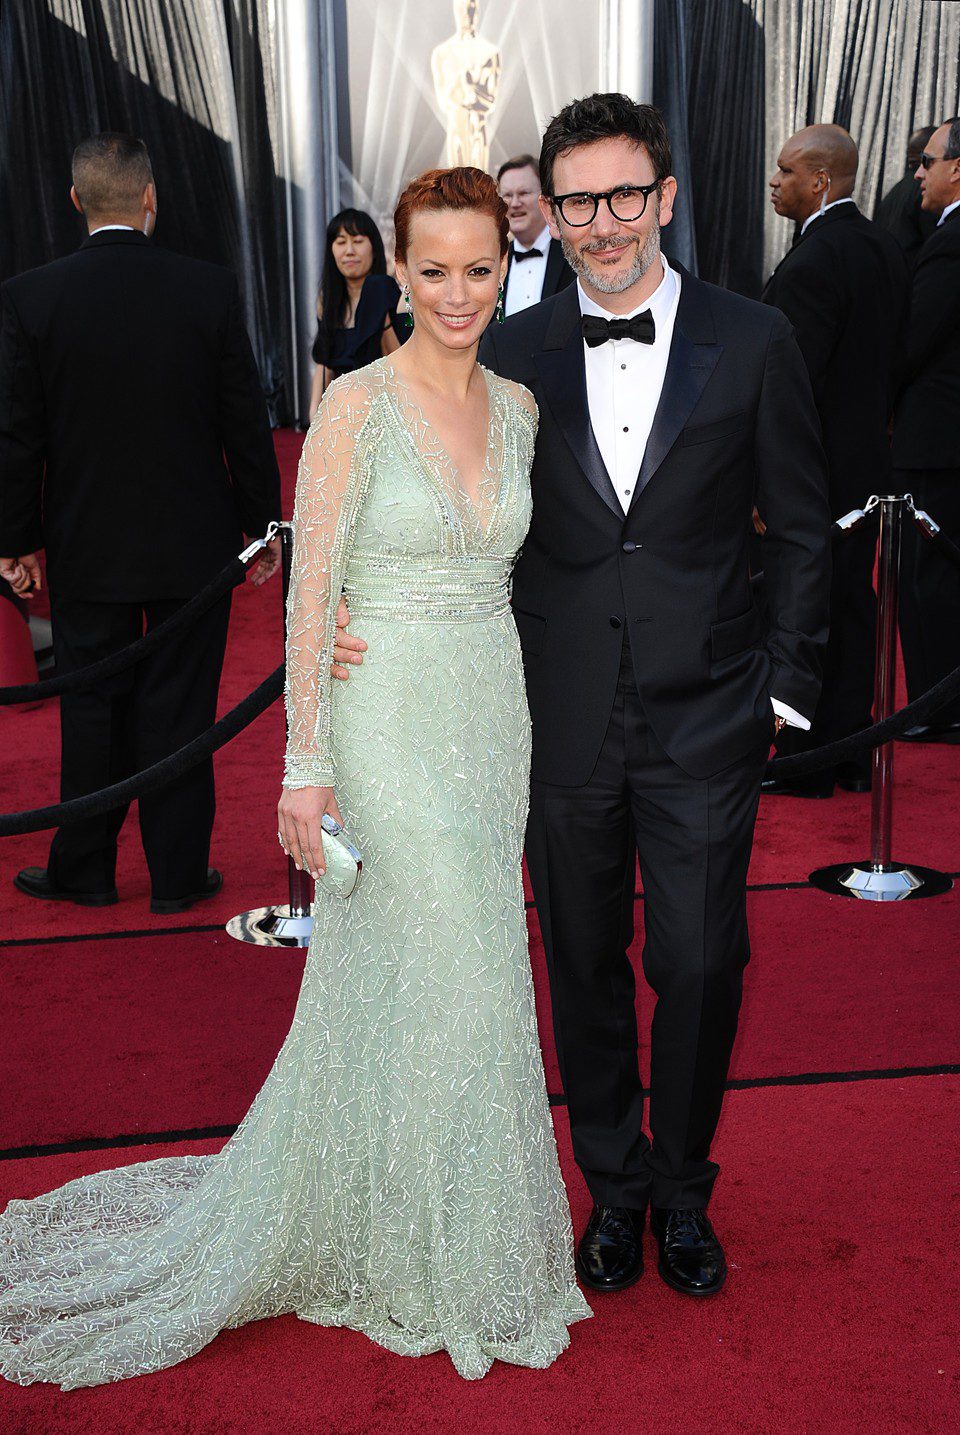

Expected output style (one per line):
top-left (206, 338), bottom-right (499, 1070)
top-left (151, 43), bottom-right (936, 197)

top-left (478, 94), bottom-right (830, 1298)
top-left (895, 116), bottom-right (960, 742)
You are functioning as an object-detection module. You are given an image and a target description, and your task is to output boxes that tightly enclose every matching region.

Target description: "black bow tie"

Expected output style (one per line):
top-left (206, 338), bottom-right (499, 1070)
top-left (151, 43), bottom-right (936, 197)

top-left (513, 246), bottom-right (543, 262)
top-left (581, 311), bottom-right (656, 347)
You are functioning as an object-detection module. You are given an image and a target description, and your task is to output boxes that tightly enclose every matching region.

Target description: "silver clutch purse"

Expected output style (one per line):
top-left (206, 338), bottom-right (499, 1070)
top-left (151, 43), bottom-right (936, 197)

top-left (316, 813), bottom-right (362, 898)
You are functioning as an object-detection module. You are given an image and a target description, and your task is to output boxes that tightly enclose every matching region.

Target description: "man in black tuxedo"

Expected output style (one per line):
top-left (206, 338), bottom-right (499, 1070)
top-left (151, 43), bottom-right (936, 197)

top-left (478, 96), bottom-right (830, 1296)
top-left (876, 125), bottom-right (938, 268)
top-left (497, 154), bottom-right (575, 316)
top-left (762, 125), bottom-right (909, 797)
top-left (894, 117), bottom-right (960, 742)
top-left (0, 133), bottom-right (281, 911)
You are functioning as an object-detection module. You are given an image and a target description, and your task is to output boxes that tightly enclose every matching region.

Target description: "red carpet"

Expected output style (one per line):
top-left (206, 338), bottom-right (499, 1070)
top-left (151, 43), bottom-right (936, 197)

top-left (0, 1082), bottom-right (956, 1435)
top-left (3, 886), bottom-right (959, 1153)
top-left (1, 430), bottom-right (958, 1431)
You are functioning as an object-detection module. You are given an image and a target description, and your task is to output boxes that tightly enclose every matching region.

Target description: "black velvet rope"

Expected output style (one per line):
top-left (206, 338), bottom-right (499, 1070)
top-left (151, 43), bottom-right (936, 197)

top-left (926, 521), bottom-right (960, 572)
top-left (1, 510), bottom-right (957, 829)
top-left (0, 654), bottom-right (957, 832)
top-left (766, 659), bottom-right (960, 779)
top-left (0, 665), bottom-right (283, 835)
top-left (0, 558), bottom-right (247, 705)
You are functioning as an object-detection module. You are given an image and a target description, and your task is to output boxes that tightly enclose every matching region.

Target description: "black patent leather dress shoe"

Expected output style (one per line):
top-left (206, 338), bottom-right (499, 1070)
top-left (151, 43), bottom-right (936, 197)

top-left (898, 720), bottom-right (960, 744)
top-left (835, 760), bottom-right (871, 793)
top-left (150, 868), bottom-right (222, 915)
top-left (761, 775), bottom-right (834, 799)
top-left (14, 866), bottom-right (117, 907)
top-left (650, 1207), bottom-right (727, 1296)
top-left (575, 1204), bottom-right (646, 1292)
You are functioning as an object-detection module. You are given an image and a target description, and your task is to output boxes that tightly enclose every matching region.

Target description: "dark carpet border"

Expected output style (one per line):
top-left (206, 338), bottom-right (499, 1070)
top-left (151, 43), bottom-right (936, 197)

top-left (2, 1064), bottom-right (957, 1163)
top-left (9, 872), bottom-right (958, 950)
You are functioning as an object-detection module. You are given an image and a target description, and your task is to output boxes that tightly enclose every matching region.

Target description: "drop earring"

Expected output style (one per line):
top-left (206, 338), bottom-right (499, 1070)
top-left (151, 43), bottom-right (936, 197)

top-left (402, 285), bottom-right (414, 329)
top-left (496, 283), bottom-right (505, 325)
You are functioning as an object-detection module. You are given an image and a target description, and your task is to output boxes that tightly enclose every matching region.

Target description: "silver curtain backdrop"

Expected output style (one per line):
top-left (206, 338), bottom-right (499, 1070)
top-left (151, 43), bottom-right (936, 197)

top-left (2, 1), bottom-right (959, 421)
top-left (0, 0), bottom-right (297, 422)
top-left (657, 0), bottom-right (960, 295)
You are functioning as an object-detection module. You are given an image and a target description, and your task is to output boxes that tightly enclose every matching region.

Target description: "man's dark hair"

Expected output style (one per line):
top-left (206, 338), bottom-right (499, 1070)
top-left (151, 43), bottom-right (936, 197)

top-left (497, 153), bottom-right (540, 185)
top-left (539, 93), bottom-right (672, 197)
top-left (944, 117), bottom-right (960, 160)
top-left (71, 133), bottom-right (153, 218)
top-left (907, 124), bottom-right (938, 166)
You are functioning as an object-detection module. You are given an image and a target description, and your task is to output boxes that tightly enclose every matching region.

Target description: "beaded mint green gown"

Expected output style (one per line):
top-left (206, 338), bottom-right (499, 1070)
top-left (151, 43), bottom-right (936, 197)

top-left (0, 359), bottom-right (590, 1388)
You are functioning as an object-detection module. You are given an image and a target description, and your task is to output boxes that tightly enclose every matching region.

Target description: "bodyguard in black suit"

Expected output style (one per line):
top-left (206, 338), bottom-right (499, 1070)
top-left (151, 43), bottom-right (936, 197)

top-left (480, 97), bottom-right (830, 1296)
top-left (763, 125), bottom-right (909, 796)
top-left (894, 117), bottom-right (960, 741)
top-left (497, 154), bottom-right (575, 316)
top-left (0, 134), bottom-right (281, 910)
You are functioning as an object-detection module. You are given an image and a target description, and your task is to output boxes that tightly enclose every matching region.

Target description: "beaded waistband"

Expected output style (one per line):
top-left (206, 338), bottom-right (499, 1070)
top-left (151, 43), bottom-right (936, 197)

top-left (343, 555), bottom-right (512, 622)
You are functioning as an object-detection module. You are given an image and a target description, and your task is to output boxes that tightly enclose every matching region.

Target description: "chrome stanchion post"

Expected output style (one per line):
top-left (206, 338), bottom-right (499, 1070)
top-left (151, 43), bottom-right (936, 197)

top-left (810, 495), bottom-right (952, 901)
top-left (228, 521), bottom-right (315, 947)
top-left (870, 495), bottom-right (899, 870)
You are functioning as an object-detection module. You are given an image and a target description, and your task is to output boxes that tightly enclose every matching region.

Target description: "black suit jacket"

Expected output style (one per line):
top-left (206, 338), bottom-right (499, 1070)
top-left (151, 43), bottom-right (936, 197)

top-left (0, 230), bottom-right (281, 602)
top-left (875, 174), bottom-right (938, 268)
top-left (480, 272), bottom-right (831, 784)
top-left (762, 203), bottom-right (909, 511)
top-left (893, 206), bottom-right (960, 470)
top-left (504, 237), bottom-right (575, 309)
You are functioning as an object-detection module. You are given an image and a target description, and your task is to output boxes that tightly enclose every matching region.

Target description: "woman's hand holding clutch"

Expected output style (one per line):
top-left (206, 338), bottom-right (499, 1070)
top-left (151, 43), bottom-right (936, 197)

top-left (278, 786), bottom-right (343, 880)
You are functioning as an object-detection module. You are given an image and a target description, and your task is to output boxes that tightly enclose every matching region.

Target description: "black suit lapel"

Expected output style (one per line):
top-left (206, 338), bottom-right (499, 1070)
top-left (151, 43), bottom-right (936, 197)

top-left (534, 285), bottom-right (621, 518)
top-left (763, 202), bottom-right (862, 297)
top-left (630, 271), bottom-right (723, 507)
top-left (543, 239), bottom-right (564, 299)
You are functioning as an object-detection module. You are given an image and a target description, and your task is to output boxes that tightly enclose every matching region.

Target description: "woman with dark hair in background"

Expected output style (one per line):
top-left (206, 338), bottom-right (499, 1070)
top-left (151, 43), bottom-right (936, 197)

top-left (308, 207), bottom-right (402, 415)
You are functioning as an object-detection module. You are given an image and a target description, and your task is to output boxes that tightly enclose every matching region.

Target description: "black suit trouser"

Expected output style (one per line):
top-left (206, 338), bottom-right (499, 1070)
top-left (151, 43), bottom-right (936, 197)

top-left (525, 641), bottom-right (769, 1210)
top-left (46, 592), bottom-right (232, 898)
top-left (895, 468), bottom-right (960, 725)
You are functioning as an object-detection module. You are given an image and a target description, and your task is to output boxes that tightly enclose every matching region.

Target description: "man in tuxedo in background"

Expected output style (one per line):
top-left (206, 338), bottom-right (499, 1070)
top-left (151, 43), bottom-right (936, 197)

top-left (497, 154), bottom-right (574, 316)
top-left (894, 116), bottom-right (960, 743)
top-left (478, 96), bottom-right (830, 1296)
top-left (0, 133), bottom-right (281, 912)
top-left (876, 124), bottom-right (938, 268)
top-left (762, 124), bottom-right (909, 797)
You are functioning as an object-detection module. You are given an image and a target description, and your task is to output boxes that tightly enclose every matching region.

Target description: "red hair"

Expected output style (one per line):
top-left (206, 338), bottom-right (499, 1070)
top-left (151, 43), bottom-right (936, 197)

top-left (393, 167), bottom-right (509, 262)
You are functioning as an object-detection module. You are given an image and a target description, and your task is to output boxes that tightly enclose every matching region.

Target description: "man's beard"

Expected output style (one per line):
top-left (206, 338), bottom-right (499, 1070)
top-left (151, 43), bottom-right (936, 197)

top-left (561, 217), bottom-right (661, 295)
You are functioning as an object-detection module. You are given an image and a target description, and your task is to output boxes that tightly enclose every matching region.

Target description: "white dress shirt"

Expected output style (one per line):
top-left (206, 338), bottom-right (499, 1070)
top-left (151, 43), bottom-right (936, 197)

top-left (504, 225), bottom-right (551, 317)
top-left (578, 256), bottom-right (681, 514)
top-left (578, 257), bottom-right (808, 730)
top-left (89, 224), bottom-right (137, 235)
top-left (800, 196), bottom-right (856, 235)
top-left (937, 198), bottom-right (960, 227)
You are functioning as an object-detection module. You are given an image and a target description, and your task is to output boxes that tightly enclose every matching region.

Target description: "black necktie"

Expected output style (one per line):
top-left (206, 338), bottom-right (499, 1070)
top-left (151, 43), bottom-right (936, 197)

top-left (513, 246), bottom-right (543, 262)
top-left (581, 312), bottom-right (656, 347)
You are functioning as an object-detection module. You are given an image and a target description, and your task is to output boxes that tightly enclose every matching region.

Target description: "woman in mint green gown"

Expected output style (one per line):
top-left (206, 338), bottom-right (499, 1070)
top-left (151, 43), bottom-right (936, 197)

top-left (0, 171), bottom-right (590, 1388)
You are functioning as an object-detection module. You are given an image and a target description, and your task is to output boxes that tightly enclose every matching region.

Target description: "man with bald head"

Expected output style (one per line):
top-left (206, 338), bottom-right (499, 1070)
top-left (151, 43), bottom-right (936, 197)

top-left (762, 124), bottom-right (909, 798)
top-left (894, 117), bottom-right (960, 742)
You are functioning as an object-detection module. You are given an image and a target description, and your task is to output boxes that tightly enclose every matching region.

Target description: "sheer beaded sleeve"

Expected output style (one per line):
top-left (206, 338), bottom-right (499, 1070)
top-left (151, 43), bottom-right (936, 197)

top-left (283, 375), bottom-right (373, 789)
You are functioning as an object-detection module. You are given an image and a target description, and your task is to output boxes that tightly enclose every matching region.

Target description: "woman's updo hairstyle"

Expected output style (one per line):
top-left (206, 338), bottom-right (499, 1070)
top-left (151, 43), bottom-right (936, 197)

top-left (394, 166), bottom-right (509, 262)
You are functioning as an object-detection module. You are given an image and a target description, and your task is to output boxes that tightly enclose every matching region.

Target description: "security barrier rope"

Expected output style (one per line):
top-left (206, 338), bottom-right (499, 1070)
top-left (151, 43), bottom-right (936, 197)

top-left (0, 666), bottom-right (283, 837)
top-left (1, 507), bottom-right (958, 834)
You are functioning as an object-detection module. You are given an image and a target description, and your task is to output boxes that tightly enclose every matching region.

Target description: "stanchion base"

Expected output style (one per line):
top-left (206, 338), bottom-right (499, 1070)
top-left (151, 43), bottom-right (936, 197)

top-left (226, 905), bottom-right (313, 947)
top-left (809, 862), bottom-right (953, 902)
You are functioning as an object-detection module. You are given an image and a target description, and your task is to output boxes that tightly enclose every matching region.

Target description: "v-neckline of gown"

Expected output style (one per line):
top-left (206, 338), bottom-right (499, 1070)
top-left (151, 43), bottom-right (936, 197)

top-left (382, 358), bottom-right (498, 522)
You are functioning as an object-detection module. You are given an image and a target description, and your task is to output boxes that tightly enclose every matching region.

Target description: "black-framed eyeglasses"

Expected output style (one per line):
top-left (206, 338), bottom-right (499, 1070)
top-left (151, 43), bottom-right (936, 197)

top-left (548, 181), bottom-right (661, 227)
top-left (919, 151), bottom-right (947, 170)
